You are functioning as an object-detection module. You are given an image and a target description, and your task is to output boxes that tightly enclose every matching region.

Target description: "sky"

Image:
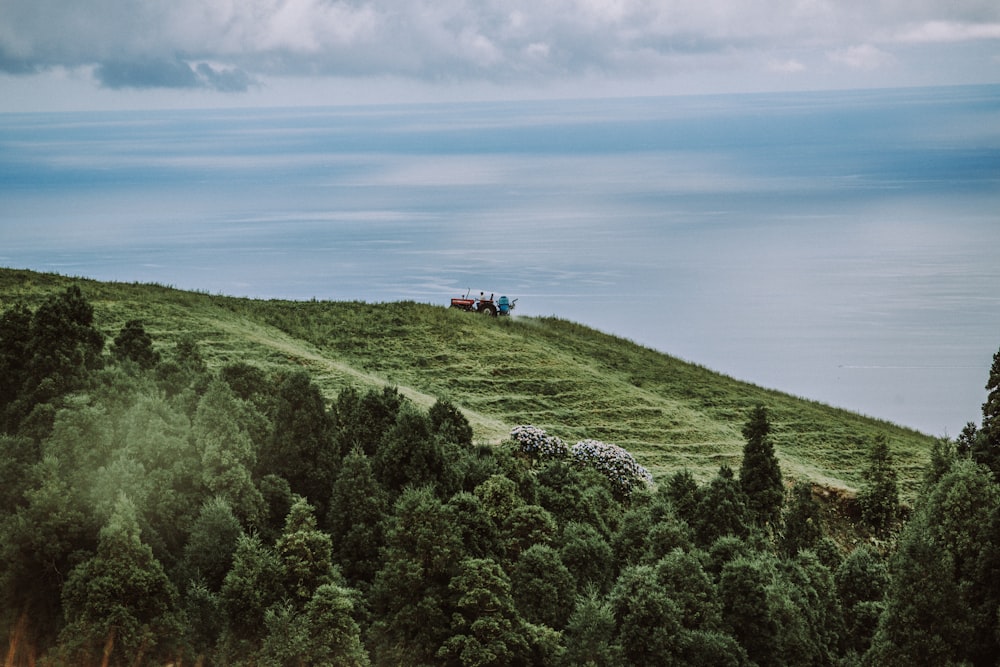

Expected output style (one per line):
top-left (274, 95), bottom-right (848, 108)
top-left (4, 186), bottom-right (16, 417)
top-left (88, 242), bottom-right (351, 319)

top-left (2, 0), bottom-right (1000, 111)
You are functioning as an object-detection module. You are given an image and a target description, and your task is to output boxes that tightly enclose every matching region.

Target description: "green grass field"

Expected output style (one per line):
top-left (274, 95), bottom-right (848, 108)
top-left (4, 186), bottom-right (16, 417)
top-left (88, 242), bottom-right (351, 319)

top-left (0, 267), bottom-right (937, 500)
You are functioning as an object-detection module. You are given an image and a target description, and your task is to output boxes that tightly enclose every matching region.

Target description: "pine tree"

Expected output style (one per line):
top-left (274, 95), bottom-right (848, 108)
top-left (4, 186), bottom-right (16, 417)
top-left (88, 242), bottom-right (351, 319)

top-left (59, 494), bottom-right (181, 666)
top-left (782, 482), bottom-right (823, 556)
top-left (973, 346), bottom-right (1000, 476)
top-left (738, 405), bottom-right (784, 529)
top-left (858, 434), bottom-right (898, 537)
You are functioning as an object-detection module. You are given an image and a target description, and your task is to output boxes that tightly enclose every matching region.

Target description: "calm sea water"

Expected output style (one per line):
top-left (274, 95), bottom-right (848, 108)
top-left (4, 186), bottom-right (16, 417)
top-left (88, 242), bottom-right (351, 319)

top-left (2, 86), bottom-right (999, 437)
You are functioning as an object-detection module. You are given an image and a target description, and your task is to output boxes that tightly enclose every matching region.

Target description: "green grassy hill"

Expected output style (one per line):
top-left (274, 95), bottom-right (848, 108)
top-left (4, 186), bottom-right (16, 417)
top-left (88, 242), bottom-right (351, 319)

top-left (0, 267), bottom-right (936, 500)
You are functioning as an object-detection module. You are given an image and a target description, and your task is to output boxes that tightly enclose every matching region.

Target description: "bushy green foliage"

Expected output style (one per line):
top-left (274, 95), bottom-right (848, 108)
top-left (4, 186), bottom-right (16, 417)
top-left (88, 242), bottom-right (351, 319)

top-left (1, 277), bottom-right (997, 666)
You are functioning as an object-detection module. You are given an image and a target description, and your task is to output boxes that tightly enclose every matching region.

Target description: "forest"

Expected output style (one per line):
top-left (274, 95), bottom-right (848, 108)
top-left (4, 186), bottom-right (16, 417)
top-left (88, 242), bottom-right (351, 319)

top-left (2, 282), bottom-right (1000, 666)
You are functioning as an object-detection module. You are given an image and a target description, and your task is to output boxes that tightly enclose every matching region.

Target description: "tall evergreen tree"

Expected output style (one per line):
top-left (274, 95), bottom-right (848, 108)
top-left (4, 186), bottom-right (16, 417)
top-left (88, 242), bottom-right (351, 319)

top-left (858, 434), bottom-right (898, 537)
top-left (276, 497), bottom-right (338, 604)
top-left (867, 459), bottom-right (1000, 665)
top-left (326, 447), bottom-right (388, 585)
top-left (194, 378), bottom-right (265, 526)
top-left (370, 486), bottom-right (464, 665)
top-left (691, 465), bottom-right (751, 548)
top-left (261, 371), bottom-right (337, 513)
top-left (973, 346), bottom-right (1000, 476)
top-left (739, 405), bottom-right (784, 529)
top-left (59, 494), bottom-right (181, 666)
top-left (782, 482), bottom-right (823, 556)
top-left (438, 558), bottom-right (533, 667)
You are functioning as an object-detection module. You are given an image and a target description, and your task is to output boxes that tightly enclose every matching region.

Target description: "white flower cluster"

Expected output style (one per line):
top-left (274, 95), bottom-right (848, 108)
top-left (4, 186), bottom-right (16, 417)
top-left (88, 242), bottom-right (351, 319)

top-left (510, 425), bottom-right (568, 461)
top-left (571, 439), bottom-right (654, 498)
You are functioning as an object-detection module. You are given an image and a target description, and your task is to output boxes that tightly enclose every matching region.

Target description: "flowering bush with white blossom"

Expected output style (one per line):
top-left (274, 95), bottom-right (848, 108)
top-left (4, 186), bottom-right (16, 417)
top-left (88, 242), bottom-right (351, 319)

top-left (510, 425), bottom-right (568, 461)
top-left (571, 438), bottom-right (654, 499)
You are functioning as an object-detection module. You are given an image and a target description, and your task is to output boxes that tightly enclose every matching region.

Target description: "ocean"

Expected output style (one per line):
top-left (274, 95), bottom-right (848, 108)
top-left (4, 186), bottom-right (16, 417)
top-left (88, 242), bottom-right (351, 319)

top-left (2, 85), bottom-right (999, 437)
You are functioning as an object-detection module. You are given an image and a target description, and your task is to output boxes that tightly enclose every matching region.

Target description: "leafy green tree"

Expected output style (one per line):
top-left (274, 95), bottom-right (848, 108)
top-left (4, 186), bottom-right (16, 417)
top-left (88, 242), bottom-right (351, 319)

top-left (181, 496), bottom-right (244, 592)
top-left (258, 584), bottom-right (370, 667)
top-left (374, 403), bottom-right (456, 497)
top-left (475, 474), bottom-right (524, 527)
top-left (276, 497), bottom-right (338, 603)
top-left (111, 319), bottom-right (160, 369)
top-left (739, 405), bottom-right (784, 529)
top-left (370, 486), bottom-right (464, 665)
top-left (154, 333), bottom-right (209, 402)
top-left (194, 378), bottom-right (265, 526)
top-left (0, 434), bottom-right (36, 511)
top-left (260, 370), bottom-right (337, 513)
top-left (429, 397), bottom-right (474, 447)
top-left (782, 550), bottom-right (844, 665)
top-left (59, 494), bottom-right (181, 666)
top-left (781, 482), bottom-right (823, 556)
top-left (333, 385), bottom-right (403, 456)
top-left (559, 592), bottom-right (625, 667)
top-left (664, 469), bottom-right (701, 527)
top-left (325, 447), bottom-right (389, 584)
top-left (0, 302), bottom-right (32, 430)
top-left (643, 504), bottom-right (694, 564)
top-left (973, 346), bottom-right (1000, 476)
top-left (6, 287), bottom-right (104, 430)
top-left (560, 521), bottom-right (615, 594)
top-left (258, 473), bottom-right (294, 544)
top-left (182, 580), bottom-right (223, 663)
top-left (609, 564), bottom-right (683, 666)
top-left (219, 533), bottom-right (285, 648)
top-left (612, 505), bottom-right (654, 567)
top-left (924, 436), bottom-right (956, 490)
top-left (719, 552), bottom-right (826, 667)
top-left (438, 558), bottom-right (533, 667)
top-left (501, 504), bottom-right (558, 562)
top-left (510, 544), bottom-right (576, 629)
top-left (654, 550), bottom-right (722, 632)
top-left (691, 465), bottom-right (751, 548)
top-left (867, 459), bottom-right (1000, 665)
top-left (858, 434), bottom-right (898, 537)
top-left (835, 545), bottom-right (888, 656)
top-left (110, 393), bottom-right (202, 560)
top-left (0, 453), bottom-right (99, 647)
top-left (447, 491), bottom-right (501, 560)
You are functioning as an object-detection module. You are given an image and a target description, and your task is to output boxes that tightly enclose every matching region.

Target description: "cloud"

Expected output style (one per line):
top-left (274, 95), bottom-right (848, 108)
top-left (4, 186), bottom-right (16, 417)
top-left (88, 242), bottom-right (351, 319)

top-left (894, 21), bottom-right (1000, 44)
top-left (94, 57), bottom-right (256, 91)
top-left (1, 0), bottom-right (998, 92)
top-left (768, 58), bottom-right (807, 74)
top-left (827, 44), bottom-right (895, 70)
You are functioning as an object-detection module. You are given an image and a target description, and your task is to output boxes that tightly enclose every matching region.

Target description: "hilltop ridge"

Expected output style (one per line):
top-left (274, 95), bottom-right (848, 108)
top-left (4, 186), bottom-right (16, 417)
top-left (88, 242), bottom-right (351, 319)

top-left (0, 267), bottom-right (935, 498)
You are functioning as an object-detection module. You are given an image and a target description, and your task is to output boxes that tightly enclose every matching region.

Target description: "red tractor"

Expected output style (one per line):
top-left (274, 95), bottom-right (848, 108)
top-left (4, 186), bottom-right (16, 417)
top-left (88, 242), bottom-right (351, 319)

top-left (450, 290), bottom-right (516, 317)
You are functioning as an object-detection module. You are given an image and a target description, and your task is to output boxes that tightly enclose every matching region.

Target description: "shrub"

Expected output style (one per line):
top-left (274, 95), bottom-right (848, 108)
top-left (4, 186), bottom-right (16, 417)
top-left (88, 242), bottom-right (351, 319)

top-left (510, 425), bottom-right (568, 461)
top-left (571, 439), bottom-right (653, 499)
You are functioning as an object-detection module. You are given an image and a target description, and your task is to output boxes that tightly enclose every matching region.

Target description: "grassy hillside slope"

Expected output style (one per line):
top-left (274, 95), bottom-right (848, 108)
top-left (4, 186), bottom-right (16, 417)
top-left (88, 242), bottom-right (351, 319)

top-left (0, 267), bottom-right (936, 499)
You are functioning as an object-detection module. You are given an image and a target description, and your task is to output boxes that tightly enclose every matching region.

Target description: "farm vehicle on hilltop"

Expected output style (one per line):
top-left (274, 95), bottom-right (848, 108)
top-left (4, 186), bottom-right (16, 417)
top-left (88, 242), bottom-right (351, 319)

top-left (450, 290), bottom-right (516, 317)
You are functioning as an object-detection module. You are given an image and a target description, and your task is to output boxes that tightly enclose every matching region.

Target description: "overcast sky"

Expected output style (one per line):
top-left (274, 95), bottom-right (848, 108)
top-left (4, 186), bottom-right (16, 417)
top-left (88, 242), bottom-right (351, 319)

top-left (2, 0), bottom-right (1000, 110)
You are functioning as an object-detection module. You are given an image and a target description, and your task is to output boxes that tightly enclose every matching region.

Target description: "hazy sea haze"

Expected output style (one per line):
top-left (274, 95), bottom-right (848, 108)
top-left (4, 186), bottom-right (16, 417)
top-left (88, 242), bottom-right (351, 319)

top-left (2, 85), bottom-right (999, 437)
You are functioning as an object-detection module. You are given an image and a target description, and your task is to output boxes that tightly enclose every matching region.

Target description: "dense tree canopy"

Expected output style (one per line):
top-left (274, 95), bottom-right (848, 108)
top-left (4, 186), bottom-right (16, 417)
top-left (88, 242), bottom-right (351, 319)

top-left (2, 288), bottom-right (999, 667)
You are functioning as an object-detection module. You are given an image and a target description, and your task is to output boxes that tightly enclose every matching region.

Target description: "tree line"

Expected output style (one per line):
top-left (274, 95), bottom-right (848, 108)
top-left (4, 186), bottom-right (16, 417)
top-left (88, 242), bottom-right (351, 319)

top-left (2, 286), bottom-right (1000, 666)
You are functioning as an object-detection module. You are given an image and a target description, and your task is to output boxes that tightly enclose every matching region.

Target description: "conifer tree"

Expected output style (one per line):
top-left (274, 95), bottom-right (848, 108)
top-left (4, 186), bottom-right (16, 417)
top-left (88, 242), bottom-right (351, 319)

top-left (738, 405), bottom-right (784, 529)
top-left (111, 319), bottom-right (160, 369)
top-left (973, 346), bottom-right (1000, 476)
top-left (858, 434), bottom-right (898, 537)
top-left (276, 497), bottom-right (337, 603)
top-left (782, 482), bottom-right (823, 556)
top-left (326, 447), bottom-right (388, 585)
top-left (692, 465), bottom-right (751, 547)
top-left (261, 371), bottom-right (337, 512)
top-left (59, 494), bottom-right (181, 666)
